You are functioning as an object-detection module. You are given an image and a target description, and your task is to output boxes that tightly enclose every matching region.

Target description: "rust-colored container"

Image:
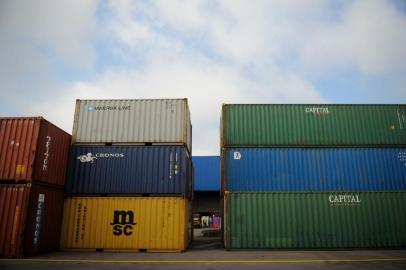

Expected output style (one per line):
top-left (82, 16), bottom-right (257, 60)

top-left (0, 184), bottom-right (64, 257)
top-left (0, 117), bottom-right (71, 186)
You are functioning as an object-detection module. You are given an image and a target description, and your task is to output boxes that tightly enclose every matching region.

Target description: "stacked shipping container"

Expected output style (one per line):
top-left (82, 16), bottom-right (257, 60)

top-left (0, 117), bottom-right (71, 257)
top-left (61, 99), bottom-right (193, 252)
top-left (221, 104), bottom-right (406, 249)
top-left (65, 145), bottom-right (192, 196)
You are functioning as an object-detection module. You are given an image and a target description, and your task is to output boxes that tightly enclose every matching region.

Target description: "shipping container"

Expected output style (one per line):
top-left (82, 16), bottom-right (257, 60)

top-left (223, 148), bottom-right (406, 192)
top-left (60, 197), bottom-right (191, 252)
top-left (72, 99), bottom-right (192, 153)
top-left (0, 117), bottom-right (71, 186)
top-left (193, 156), bottom-right (220, 191)
top-left (224, 192), bottom-right (406, 249)
top-left (0, 184), bottom-right (64, 257)
top-left (221, 104), bottom-right (406, 147)
top-left (65, 145), bottom-right (192, 197)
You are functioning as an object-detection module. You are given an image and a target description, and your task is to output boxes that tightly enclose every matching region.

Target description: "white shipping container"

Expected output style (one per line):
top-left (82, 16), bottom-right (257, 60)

top-left (72, 99), bottom-right (192, 153)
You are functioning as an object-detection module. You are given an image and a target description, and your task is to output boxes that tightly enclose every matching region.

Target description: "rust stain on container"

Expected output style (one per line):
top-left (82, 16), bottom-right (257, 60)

top-left (11, 206), bottom-right (21, 251)
top-left (0, 117), bottom-right (71, 186)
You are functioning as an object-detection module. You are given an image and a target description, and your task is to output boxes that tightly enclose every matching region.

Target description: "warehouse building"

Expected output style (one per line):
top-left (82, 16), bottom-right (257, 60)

top-left (192, 156), bottom-right (220, 230)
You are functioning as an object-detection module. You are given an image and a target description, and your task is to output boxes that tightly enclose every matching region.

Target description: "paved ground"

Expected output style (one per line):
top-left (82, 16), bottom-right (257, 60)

top-left (1, 237), bottom-right (406, 270)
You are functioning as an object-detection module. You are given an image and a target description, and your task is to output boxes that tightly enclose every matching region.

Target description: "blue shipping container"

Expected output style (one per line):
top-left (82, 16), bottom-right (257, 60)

top-left (193, 156), bottom-right (220, 191)
top-left (224, 148), bottom-right (406, 192)
top-left (66, 146), bottom-right (192, 196)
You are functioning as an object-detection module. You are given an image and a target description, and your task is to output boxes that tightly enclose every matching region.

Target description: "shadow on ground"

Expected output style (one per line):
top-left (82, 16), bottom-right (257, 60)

top-left (191, 228), bottom-right (222, 250)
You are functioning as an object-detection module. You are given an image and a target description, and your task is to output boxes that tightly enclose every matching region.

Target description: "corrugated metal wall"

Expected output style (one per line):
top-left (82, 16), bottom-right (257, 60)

top-left (0, 117), bottom-right (71, 187)
top-left (0, 118), bottom-right (40, 181)
top-left (0, 185), bottom-right (29, 257)
top-left (72, 99), bottom-right (192, 153)
top-left (224, 148), bottom-right (406, 192)
top-left (60, 197), bottom-right (190, 251)
top-left (66, 146), bottom-right (192, 196)
top-left (222, 104), bottom-right (406, 147)
top-left (34, 119), bottom-right (71, 186)
top-left (0, 184), bottom-right (64, 257)
top-left (225, 192), bottom-right (406, 249)
top-left (23, 185), bottom-right (64, 255)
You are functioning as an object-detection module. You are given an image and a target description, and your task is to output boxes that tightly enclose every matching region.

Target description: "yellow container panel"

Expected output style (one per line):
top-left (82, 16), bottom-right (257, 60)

top-left (60, 197), bottom-right (190, 252)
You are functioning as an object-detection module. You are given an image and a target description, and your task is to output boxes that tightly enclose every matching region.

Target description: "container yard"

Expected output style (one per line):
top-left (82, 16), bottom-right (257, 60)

top-left (60, 197), bottom-right (191, 251)
top-left (3, 1), bottom-right (406, 269)
top-left (66, 145), bottom-right (192, 196)
top-left (0, 117), bottom-right (71, 186)
top-left (72, 99), bottom-right (192, 153)
top-left (1, 102), bottom-right (405, 270)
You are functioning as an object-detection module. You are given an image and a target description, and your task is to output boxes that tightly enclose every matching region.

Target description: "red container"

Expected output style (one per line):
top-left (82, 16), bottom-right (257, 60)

top-left (0, 184), bottom-right (64, 257)
top-left (0, 117), bottom-right (71, 186)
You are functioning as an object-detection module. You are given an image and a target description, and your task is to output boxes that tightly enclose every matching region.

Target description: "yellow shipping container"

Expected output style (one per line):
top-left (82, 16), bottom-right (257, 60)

top-left (60, 197), bottom-right (191, 252)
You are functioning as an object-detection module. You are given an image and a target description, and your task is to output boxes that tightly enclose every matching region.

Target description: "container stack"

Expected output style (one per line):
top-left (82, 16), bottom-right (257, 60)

top-left (60, 99), bottom-right (193, 252)
top-left (221, 104), bottom-right (406, 249)
top-left (0, 117), bottom-right (71, 257)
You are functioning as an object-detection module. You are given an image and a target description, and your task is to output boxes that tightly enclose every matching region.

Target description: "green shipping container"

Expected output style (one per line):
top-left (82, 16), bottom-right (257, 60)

top-left (221, 104), bottom-right (406, 147)
top-left (224, 192), bottom-right (406, 249)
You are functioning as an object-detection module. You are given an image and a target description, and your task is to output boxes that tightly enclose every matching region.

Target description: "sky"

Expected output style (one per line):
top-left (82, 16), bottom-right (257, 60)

top-left (0, 0), bottom-right (405, 155)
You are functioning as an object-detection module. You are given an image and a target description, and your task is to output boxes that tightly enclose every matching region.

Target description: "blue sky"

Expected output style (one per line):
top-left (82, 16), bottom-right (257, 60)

top-left (1, 0), bottom-right (405, 155)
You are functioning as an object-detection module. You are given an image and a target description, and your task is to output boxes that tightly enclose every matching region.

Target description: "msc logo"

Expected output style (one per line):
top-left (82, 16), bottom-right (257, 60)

top-left (110, 210), bottom-right (136, 236)
top-left (77, 153), bottom-right (97, 163)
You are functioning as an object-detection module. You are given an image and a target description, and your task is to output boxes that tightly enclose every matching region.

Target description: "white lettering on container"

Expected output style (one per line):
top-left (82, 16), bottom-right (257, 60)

top-left (399, 152), bottom-right (406, 167)
top-left (328, 194), bottom-right (361, 206)
top-left (33, 194), bottom-right (45, 245)
top-left (42, 136), bottom-right (51, 171)
top-left (305, 107), bottom-right (330, 115)
top-left (77, 152), bottom-right (125, 163)
top-left (398, 109), bottom-right (405, 130)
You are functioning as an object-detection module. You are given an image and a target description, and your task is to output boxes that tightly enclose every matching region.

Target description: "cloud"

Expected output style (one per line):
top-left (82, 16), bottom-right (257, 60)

top-left (0, 0), bottom-right (97, 69)
top-left (0, 0), bottom-right (98, 111)
top-left (103, 0), bottom-right (406, 78)
top-left (0, 0), bottom-right (98, 137)
top-left (1, 0), bottom-right (405, 155)
top-left (299, 0), bottom-right (406, 75)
